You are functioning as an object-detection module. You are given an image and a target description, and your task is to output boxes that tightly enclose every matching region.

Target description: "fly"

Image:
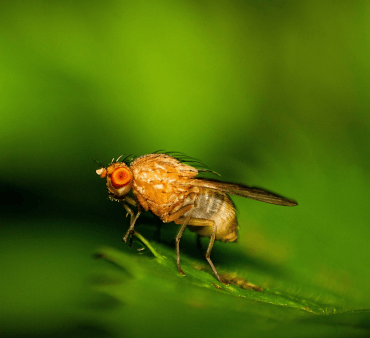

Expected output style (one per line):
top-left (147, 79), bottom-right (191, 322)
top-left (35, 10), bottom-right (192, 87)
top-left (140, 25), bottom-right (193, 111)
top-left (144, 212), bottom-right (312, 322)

top-left (96, 152), bottom-right (297, 283)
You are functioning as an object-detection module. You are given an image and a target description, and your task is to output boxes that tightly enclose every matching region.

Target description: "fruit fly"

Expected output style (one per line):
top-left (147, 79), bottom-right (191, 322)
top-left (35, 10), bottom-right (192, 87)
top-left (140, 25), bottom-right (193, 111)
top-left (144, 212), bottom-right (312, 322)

top-left (96, 152), bottom-right (297, 283)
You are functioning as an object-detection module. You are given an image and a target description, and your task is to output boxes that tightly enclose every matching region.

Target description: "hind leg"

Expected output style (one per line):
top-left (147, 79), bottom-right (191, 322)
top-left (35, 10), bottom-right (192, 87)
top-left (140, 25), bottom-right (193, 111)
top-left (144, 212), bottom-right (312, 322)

top-left (205, 226), bottom-right (226, 284)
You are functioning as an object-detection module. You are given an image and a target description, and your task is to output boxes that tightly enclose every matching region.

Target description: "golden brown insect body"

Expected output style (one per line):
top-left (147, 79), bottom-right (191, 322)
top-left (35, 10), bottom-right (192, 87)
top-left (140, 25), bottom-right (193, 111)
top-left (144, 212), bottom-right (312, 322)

top-left (96, 153), bottom-right (297, 283)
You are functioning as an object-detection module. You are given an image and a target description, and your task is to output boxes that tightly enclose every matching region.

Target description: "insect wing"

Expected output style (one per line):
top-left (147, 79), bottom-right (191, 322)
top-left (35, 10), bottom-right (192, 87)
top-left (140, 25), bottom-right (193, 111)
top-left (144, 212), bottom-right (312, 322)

top-left (184, 179), bottom-right (298, 206)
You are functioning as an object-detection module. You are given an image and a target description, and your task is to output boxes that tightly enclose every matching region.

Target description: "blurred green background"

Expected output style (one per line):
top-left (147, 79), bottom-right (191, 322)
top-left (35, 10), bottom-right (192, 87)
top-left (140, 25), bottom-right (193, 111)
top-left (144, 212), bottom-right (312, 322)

top-left (1, 1), bottom-right (370, 337)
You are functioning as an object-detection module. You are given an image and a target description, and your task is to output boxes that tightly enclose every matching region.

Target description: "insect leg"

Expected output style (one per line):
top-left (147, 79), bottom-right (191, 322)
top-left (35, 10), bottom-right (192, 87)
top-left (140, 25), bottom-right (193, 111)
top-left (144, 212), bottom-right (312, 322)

top-left (174, 217), bottom-right (213, 256)
top-left (122, 202), bottom-right (134, 219)
top-left (176, 218), bottom-right (224, 283)
top-left (122, 202), bottom-right (142, 243)
top-left (175, 209), bottom-right (194, 275)
top-left (205, 226), bottom-right (226, 284)
top-left (125, 195), bottom-right (137, 206)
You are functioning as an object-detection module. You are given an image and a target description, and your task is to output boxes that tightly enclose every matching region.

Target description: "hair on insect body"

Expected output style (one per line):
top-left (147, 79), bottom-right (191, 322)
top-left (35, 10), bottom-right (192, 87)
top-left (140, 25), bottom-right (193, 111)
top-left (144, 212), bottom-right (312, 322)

top-left (96, 152), bottom-right (298, 284)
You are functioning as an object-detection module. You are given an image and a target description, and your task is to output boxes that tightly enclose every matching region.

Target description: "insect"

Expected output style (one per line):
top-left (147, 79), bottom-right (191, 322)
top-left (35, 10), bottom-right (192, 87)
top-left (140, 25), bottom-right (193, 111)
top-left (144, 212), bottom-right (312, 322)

top-left (96, 152), bottom-right (297, 283)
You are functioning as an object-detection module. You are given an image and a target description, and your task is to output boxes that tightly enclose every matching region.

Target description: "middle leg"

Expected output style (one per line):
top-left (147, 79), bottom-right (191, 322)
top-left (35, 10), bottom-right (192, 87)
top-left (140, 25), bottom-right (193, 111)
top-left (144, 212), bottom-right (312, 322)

top-left (175, 210), bottom-right (193, 275)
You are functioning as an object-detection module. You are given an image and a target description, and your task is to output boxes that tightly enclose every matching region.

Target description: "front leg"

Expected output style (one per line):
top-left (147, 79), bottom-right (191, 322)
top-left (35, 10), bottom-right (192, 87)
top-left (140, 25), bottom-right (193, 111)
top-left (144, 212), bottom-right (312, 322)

top-left (122, 197), bottom-right (142, 243)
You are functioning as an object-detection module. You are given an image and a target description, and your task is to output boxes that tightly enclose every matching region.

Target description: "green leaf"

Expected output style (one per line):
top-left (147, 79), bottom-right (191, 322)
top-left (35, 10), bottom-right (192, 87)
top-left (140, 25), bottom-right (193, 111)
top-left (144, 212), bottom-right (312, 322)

top-left (91, 231), bottom-right (370, 337)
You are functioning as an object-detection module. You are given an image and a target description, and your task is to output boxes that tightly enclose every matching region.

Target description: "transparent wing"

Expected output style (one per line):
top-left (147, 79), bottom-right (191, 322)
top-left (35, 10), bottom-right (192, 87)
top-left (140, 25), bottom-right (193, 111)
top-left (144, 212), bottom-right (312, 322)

top-left (184, 179), bottom-right (298, 206)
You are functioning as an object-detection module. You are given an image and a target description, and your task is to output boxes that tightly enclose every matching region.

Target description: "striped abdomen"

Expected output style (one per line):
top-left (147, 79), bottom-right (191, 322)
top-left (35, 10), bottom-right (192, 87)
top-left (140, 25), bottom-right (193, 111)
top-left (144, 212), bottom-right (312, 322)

top-left (183, 188), bottom-right (238, 242)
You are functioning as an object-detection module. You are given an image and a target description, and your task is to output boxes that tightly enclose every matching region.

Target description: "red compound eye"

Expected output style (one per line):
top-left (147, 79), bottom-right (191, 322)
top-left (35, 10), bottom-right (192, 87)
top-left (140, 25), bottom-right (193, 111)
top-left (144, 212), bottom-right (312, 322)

top-left (111, 167), bottom-right (132, 188)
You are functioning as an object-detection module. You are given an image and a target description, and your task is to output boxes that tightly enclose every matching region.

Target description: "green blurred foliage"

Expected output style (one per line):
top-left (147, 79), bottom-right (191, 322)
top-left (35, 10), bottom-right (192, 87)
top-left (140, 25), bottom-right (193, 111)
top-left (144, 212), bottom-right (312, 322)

top-left (1, 1), bottom-right (370, 337)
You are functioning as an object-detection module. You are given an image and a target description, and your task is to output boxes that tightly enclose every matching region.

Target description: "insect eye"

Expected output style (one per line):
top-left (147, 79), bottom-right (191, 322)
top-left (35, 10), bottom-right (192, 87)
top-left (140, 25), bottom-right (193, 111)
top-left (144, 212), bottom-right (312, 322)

top-left (111, 167), bottom-right (132, 188)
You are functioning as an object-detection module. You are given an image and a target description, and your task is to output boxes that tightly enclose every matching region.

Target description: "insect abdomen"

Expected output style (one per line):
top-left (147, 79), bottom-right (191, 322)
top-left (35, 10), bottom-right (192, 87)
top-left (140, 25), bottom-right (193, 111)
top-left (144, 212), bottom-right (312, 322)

top-left (187, 188), bottom-right (238, 242)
